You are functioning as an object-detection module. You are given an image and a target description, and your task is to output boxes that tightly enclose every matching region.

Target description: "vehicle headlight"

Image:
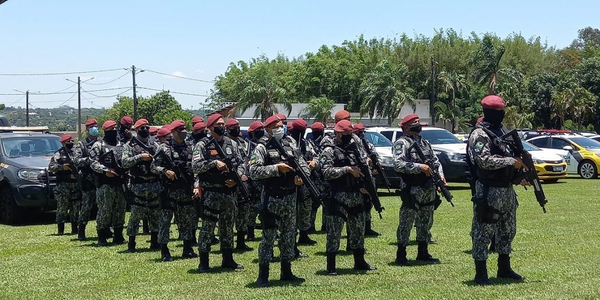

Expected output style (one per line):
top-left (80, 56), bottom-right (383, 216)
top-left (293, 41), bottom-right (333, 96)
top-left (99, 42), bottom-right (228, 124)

top-left (532, 159), bottom-right (545, 165)
top-left (446, 152), bottom-right (464, 162)
top-left (379, 156), bottom-right (394, 167)
top-left (18, 168), bottom-right (45, 182)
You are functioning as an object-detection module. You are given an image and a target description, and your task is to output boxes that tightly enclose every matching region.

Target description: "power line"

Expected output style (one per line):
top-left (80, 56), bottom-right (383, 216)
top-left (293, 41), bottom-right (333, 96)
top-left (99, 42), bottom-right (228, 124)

top-left (81, 87), bottom-right (132, 98)
top-left (137, 86), bottom-right (208, 97)
top-left (6, 95), bottom-right (26, 106)
top-left (83, 71), bottom-right (131, 85)
top-left (0, 68), bottom-right (126, 76)
top-left (53, 92), bottom-right (78, 108)
top-left (81, 94), bottom-right (107, 109)
top-left (143, 69), bottom-right (214, 83)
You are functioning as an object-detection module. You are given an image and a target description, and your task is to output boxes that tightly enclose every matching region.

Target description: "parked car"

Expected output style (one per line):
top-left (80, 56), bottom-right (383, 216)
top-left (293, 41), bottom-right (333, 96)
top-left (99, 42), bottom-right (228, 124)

top-left (526, 134), bottom-right (600, 179)
top-left (522, 141), bottom-right (567, 183)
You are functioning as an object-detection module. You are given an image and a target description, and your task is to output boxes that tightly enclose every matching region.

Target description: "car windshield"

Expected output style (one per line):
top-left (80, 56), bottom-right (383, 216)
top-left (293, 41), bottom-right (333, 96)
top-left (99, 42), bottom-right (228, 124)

top-left (364, 132), bottom-right (392, 147)
top-left (569, 137), bottom-right (600, 149)
top-left (522, 141), bottom-right (541, 151)
top-left (420, 129), bottom-right (463, 144)
top-left (2, 136), bottom-right (62, 157)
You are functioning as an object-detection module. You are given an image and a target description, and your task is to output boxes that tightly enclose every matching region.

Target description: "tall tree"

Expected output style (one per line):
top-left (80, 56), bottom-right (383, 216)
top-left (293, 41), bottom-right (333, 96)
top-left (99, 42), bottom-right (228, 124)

top-left (299, 96), bottom-right (335, 123)
top-left (470, 35), bottom-right (506, 94)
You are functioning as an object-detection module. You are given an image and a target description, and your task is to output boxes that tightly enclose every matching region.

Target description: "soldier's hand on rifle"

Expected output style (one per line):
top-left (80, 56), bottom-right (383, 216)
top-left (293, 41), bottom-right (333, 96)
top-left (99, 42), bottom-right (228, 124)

top-left (420, 164), bottom-right (433, 176)
top-left (225, 179), bottom-right (236, 187)
top-left (308, 160), bottom-right (316, 169)
top-left (347, 166), bottom-right (363, 178)
top-left (216, 160), bottom-right (229, 172)
top-left (165, 170), bottom-right (177, 181)
top-left (106, 169), bottom-right (118, 178)
top-left (372, 168), bottom-right (379, 175)
top-left (193, 187), bottom-right (202, 198)
top-left (277, 163), bottom-right (295, 174)
top-left (294, 175), bottom-right (304, 186)
top-left (359, 188), bottom-right (369, 194)
top-left (520, 179), bottom-right (531, 186)
top-left (241, 175), bottom-right (248, 181)
top-left (62, 164), bottom-right (71, 171)
top-left (513, 157), bottom-right (527, 170)
top-left (141, 153), bottom-right (153, 161)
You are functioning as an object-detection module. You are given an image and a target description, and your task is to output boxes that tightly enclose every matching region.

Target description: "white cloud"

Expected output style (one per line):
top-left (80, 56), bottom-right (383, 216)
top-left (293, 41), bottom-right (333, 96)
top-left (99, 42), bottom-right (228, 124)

top-left (194, 69), bottom-right (205, 74)
top-left (164, 71), bottom-right (186, 78)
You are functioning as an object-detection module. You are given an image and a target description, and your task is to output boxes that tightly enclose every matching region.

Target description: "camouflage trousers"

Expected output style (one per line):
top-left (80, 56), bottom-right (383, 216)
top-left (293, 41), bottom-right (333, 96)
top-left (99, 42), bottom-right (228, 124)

top-left (297, 185), bottom-right (313, 231)
top-left (158, 188), bottom-right (197, 244)
top-left (258, 190), bottom-right (297, 265)
top-left (326, 191), bottom-right (365, 252)
top-left (198, 190), bottom-right (236, 253)
top-left (397, 186), bottom-right (436, 246)
top-left (54, 182), bottom-right (81, 224)
top-left (235, 200), bottom-right (251, 233)
top-left (247, 184), bottom-right (263, 228)
top-left (127, 182), bottom-right (161, 237)
top-left (78, 187), bottom-right (96, 226)
top-left (95, 184), bottom-right (126, 230)
top-left (471, 182), bottom-right (517, 261)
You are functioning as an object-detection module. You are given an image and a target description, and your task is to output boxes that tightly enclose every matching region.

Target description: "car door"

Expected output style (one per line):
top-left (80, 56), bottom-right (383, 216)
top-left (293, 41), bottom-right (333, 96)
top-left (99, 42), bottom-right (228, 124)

top-left (549, 137), bottom-right (578, 174)
top-left (380, 130), bottom-right (395, 142)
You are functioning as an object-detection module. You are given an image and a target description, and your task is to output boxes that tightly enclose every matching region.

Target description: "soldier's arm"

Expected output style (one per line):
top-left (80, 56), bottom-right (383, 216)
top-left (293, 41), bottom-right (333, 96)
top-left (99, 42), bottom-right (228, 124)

top-left (393, 139), bottom-right (422, 174)
top-left (72, 141), bottom-right (88, 167)
top-left (192, 140), bottom-right (218, 174)
top-left (231, 140), bottom-right (246, 176)
top-left (121, 142), bottom-right (144, 169)
top-left (249, 144), bottom-right (279, 180)
top-left (150, 145), bottom-right (169, 175)
top-left (427, 141), bottom-right (445, 177)
top-left (89, 141), bottom-right (110, 174)
top-left (48, 152), bottom-right (62, 172)
top-left (320, 147), bottom-right (348, 180)
top-left (289, 138), bottom-right (311, 175)
top-left (469, 129), bottom-right (515, 170)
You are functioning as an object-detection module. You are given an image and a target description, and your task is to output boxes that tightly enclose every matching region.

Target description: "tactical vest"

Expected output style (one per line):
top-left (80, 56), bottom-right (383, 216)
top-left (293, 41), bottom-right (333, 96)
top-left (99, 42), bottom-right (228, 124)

top-left (327, 145), bottom-right (360, 191)
top-left (128, 138), bottom-right (155, 179)
top-left (475, 127), bottom-right (515, 187)
top-left (55, 150), bottom-right (77, 183)
top-left (78, 138), bottom-right (96, 174)
top-left (170, 142), bottom-right (193, 188)
top-left (260, 137), bottom-right (296, 189)
top-left (198, 138), bottom-right (235, 185)
top-left (98, 142), bottom-right (124, 186)
top-left (399, 136), bottom-right (432, 187)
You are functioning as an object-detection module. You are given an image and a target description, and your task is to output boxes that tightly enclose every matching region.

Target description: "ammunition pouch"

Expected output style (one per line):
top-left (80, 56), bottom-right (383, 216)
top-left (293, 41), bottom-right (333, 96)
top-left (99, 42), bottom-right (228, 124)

top-left (473, 185), bottom-right (502, 224)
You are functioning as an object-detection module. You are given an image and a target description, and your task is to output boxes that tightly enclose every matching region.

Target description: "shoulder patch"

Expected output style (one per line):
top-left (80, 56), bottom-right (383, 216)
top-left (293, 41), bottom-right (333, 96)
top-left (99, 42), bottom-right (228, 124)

top-left (473, 138), bottom-right (486, 154)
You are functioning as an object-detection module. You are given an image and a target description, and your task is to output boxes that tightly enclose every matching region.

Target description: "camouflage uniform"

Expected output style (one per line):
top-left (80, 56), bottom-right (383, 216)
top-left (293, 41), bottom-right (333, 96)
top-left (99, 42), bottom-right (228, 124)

top-left (308, 137), bottom-right (327, 231)
top-left (194, 136), bottom-right (245, 272)
top-left (246, 138), bottom-right (263, 240)
top-left (73, 137), bottom-right (99, 237)
top-left (89, 139), bottom-right (127, 244)
top-left (393, 134), bottom-right (443, 264)
top-left (230, 136), bottom-right (253, 250)
top-left (122, 137), bottom-right (161, 250)
top-left (151, 139), bottom-right (197, 259)
top-left (297, 138), bottom-right (318, 233)
top-left (48, 147), bottom-right (81, 234)
top-left (360, 138), bottom-right (381, 235)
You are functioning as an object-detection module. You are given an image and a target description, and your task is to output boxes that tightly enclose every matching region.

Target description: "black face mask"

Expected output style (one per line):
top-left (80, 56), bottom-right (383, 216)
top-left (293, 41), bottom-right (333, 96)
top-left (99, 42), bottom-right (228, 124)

top-left (341, 134), bottom-right (353, 145)
top-left (409, 123), bottom-right (422, 133)
top-left (312, 130), bottom-right (323, 140)
top-left (138, 128), bottom-right (150, 138)
top-left (228, 128), bottom-right (240, 137)
top-left (289, 129), bottom-right (304, 142)
top-left (177, 131), bottom-right (187, 141)
top-left (483, 109), bottom-right (505, 127)
top-left (104, 130), bottom-right (118, 145)
top-left (356, 131), bottom-right (365, 139)
top-left (193, 131), bottom-right (207, 141)
top-left (65, 143), bottom-right (74, 150)
top-left (253, 130), bottom-right (265, 140)
top-left (213, 126), bottom-right (225, 136)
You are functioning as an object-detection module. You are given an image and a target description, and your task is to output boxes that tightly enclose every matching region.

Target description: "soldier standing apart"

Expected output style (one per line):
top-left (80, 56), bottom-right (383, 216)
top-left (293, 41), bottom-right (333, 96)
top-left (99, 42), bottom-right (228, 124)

top-left (89, 120), bottom-right (127, 246)
top-left (152, 121), bottom-right (198, 261)
top-left (250, 114), bottom-right (310, 287)
top-left (319, 120), bottom-right (376, 275)
top-left (468, 95), bottom-right (525, 285)
top-left (48, 134), bottom-right (81, 235)
top-left (245, 120), bottom-right (264, 241)
top-left (193, 114), bottom-right (244, 273)
top-left (225, 118), bottom-right (253, 252)
top-left (393, 114), bottom-right (443, 266)
top-left (122, 119), bottom-right (161, 252)
top-left (73, 119), bottom-right (100, 241)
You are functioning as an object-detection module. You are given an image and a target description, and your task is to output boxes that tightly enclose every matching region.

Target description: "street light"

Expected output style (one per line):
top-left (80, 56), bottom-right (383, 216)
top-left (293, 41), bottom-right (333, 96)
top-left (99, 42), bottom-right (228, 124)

top-left (66, 77), bottom-right (94, 139)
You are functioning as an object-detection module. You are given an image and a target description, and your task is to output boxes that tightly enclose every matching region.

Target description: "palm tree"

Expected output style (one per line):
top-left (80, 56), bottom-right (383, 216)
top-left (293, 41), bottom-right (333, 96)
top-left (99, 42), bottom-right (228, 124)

top-left (470, 36), bottom-right (506, 95)
top-left (571, 87), bottom-right (596, 130)
top-left (437, 71), bottom-right (468, 109)
top-left (359, 60), bottom-right (416, 126)
top-left (434, 101), bottom-right (462, 133)
top-left (551, 88), bottom-right (576, 128)
top-left (299, 96), bottom-right (335, 123)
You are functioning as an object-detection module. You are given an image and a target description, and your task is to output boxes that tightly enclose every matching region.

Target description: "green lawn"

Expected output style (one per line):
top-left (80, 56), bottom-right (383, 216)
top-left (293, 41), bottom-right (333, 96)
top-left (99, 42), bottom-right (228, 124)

top-left (1, 178), bottom-right (599, 300)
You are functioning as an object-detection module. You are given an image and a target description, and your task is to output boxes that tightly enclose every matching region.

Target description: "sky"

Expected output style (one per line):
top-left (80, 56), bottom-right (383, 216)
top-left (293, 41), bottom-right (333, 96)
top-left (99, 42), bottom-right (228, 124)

top-left (0, 0), bottom-right (597, 110)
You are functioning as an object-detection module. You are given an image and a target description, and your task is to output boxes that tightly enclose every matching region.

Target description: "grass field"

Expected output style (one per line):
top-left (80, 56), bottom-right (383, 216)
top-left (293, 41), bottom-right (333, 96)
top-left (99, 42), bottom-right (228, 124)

top-left (1, 178), bottom-right (600, 300)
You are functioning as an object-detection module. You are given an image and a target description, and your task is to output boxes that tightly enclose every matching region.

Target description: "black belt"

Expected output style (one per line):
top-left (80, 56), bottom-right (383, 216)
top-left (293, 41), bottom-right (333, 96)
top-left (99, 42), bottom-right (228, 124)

top-left (266, 187), bottom-right (296, 197)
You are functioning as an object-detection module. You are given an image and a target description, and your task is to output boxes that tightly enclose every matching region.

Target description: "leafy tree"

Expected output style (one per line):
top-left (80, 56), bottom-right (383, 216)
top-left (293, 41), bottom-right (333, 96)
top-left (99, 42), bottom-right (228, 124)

top-left (299, 96), bottom-right (335, 123)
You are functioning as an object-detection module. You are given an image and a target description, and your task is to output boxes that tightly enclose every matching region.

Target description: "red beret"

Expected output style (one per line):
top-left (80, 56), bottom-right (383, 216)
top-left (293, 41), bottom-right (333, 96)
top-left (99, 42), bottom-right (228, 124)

top-left (286, 122), bottom-right (293, 131)
top-left (85, 118), bottom-right (98, 128)
top-left (275, 113), bottom-right (287, 121)
top-left (292, 119), bottom-right (307, 131)
top-left (264, 115), bottom-right (282, 128)
top-left (225, 118), bottom-right (239, 128)
top-left (170, 120), bottom-right (186, 130)
top-left (334, 120), bottom-right (354, 133)
top-left (481, 95), bottom-right (505, 109)
top-left (102, 120), bottom-right (117, 130)
top-left (134, 118), bottom-right (149, 129)
top-left (334, 110), bottom-right (351, 122)
top-left (192, 116), bottom-right (204, 125)
top-left (248, 121), bottom-right (263, 133)
top-left (193, 121), bottom-right (206, 131)
top-left (354, 123), bottom-right (365, 132)
top-left (311, 122), bottom-right (324, 131)
top-left (157, 127), bottom-right (171, 138)
top-left (400, 114), bottom-right (419, 126)
top-left (60, 134), bottom-right (73, 143)
top-left (120, 116), bottom-right (133, 126)
top-left (206, 113), bottom-right (222, 128)
top-left (149, 127), bottom-right (158, 135)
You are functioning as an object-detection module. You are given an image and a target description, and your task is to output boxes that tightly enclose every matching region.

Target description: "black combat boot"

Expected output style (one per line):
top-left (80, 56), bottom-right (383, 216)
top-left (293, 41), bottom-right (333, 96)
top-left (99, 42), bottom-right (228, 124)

top-left (149, 232), bottom-right (160, 250)
top-left (221, 249), bottom-right (244, 270)
top-left (294, 246), bottom-right (309, 258)
top-left (474, 260), bottom-right (492, 285)
top-left (198, 252), bottom-right (210, 273)
top-left (353, 249), bottom-right (376, 270)
top-left (247, 226), bottom-right (255, 241)
top-left (182, 240), bottom-right (198, 259)
top-left (97, 229), bottom-right (108, 246)
top-left (416, 241), bottom-right (440, 263)
top-left (236, 231), bottom-right (253, 252)
top-left (70, 222), bottom-right (78, 235)
top-left (210, 235), bottom-right (219, 245)
top-left (127, 236), bottom-right (136, 253)
top-left (497, 254), bottom-right (523, 280)
top-left (112, 227), bottom-right (125, 244)
top-left (297, 230), bottom-right (317, 245)
top-left (280, 260), bottom-right (305, 282)
top-left (326, 252), bottom-right (337, 276)
top-left (256, 264), bottom-right (269, 287)
top-left (57, 223), bottom-right (65, 236)
top-left (77, 223), bottom-right (87, 241)
top-left (395, 244), bottom-right (411, 266)
top-left (142, 218), bottom-right (150, 235)
top-left (364, 221), bottom-right (380, 237)
top-left (160, 244), bottom-right (173, 262)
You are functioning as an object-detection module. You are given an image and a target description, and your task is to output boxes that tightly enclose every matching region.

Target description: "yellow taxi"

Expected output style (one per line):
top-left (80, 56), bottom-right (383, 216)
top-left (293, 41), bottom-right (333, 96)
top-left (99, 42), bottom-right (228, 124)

top-left (523, 141), bottom-right (568, 183)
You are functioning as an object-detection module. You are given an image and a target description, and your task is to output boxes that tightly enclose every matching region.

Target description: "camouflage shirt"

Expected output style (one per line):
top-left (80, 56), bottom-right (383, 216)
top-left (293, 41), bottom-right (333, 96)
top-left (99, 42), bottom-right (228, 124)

top-left (393, 134), bottom-right (444, 176)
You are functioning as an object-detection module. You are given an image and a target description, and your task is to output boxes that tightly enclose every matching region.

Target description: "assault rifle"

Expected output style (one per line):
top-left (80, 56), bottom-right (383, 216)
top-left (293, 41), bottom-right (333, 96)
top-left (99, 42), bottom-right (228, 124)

top-left (268, 137), bottom-right (322, 201)
top-left (208, 138), bottom-right (251, 203)
top-left (60, 147), bottom-right (82, 189)
top-left (360, 137), bottom-right (392, 192)
top-left (155, 149), bottom-right (191, 187)
top-left (502, 129), bottom-right (548, 213)
top-left (409, 142), bottom-right (454, 207)
top-left (348, 142), bottom-right (385, 218)
top-left (131, 136), bottom-right (156, 155)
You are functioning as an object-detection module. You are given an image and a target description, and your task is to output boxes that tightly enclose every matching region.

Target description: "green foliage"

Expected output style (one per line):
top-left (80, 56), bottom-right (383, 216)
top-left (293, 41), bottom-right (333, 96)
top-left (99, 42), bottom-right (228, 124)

top-left (299, 96), bottom-right (335, 123)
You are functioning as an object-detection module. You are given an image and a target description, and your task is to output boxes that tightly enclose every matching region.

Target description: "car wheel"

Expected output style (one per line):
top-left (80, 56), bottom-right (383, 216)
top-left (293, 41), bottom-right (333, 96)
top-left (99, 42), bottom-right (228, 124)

top-left (578, 160), bottom-right (598, 179)
top-left (0, 187), bottom-right (23, 224)
top-left (543, 179), bottom-right (559, 184)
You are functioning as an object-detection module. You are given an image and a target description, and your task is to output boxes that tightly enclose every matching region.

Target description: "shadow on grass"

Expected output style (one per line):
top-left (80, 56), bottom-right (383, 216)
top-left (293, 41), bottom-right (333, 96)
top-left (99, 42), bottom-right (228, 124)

top-left (150, 256), bottom-right (197, 263)
top-left (314, 268), bottom-right (377, 276)
top-left (245, 280), bottom-right (305, 289)
top-left (187, 267), bottom-right (245, 275)
top-left (387, 241), bottom-right (419, 247)
top-left (114, 247), bottom-right (159, 254)
top-left (313, 250), bottom-right (352, 257)
top-left (463, 278), bottom-right (528, 286)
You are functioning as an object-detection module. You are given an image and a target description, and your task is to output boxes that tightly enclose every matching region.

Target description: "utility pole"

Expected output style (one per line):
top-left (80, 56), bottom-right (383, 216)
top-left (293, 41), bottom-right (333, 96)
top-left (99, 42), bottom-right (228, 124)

top-left (77, 76), bottom-right (82, 140)
top-left (25, 90), bottom-right (29, 127)
top-left (132, 65), bottom-right (138, 121)
top-left (430, 57), bottom-right (437, 127)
